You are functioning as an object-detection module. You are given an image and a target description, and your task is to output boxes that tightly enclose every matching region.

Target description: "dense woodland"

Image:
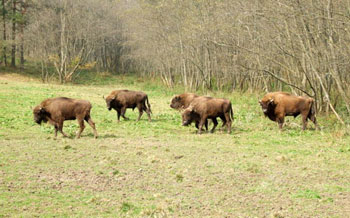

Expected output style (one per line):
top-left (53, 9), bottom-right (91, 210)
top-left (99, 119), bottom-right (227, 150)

top-left (1, 0), bottom-right (350, 122)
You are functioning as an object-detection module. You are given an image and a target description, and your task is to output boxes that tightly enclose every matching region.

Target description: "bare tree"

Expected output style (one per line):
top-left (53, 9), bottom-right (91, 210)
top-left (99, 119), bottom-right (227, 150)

top-left (1, 0), bottom-right (7, 65)
top-left (120, 0), bottom-right (350, 122)
top-left (20, 0), bottom-right (350, 121)
top-left (10, 0), bottom-right (15, 67)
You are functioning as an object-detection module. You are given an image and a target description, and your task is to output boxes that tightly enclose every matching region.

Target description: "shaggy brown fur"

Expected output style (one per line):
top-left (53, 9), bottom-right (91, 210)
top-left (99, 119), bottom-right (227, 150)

top-left (105, 90), bottom-right (151, 122)
top-left (182, 96), bottom-right (234, 134)
top-left (33, 97), bottom-right (98, 138)
top-left (170, 93), bottom-right (199, 110)
top-left (181, 108), bottom-right (209, 132)
top-left (259, 92), bottom-right (318, 130)
top-left (170, 93), bottom-right (209, 131)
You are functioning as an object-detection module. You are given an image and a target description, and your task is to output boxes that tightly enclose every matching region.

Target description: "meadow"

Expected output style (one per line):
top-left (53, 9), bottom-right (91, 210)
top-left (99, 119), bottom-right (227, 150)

top-left (1, 71), bottom-right (350, 217)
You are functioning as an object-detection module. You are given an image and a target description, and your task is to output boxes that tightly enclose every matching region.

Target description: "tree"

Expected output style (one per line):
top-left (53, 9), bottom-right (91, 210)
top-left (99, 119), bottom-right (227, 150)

top-left (25, 0), bottom-right (130, 83)
top-left (18, 0), bottom-right (28, 69)
top-left (121, 0), bottom-right (350, 121)
top-left (20, 0), bottom-right (350, 121)
top-left (10, 0), bottom-right (16, 67)
top-left (1, 0), bottom-right (7, 66)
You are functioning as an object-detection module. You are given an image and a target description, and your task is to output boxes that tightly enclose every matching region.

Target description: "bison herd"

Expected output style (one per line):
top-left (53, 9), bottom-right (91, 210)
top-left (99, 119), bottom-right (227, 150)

top-left (33, 90), bottom-right (319, 138)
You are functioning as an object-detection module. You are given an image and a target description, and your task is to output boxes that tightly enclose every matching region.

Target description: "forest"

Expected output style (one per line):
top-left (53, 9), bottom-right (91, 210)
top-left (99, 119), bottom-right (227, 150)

top-left (1, 0), bottom-right (350, 123)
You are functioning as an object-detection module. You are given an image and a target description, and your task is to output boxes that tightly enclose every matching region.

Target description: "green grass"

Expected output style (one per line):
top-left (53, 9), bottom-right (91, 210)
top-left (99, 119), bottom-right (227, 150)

top-left (1, 71), bottom-right (350, 217)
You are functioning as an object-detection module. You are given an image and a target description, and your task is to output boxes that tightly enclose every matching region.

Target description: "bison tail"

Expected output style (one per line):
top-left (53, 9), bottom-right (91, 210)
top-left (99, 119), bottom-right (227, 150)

top-left (146, 96), bottom-right (152, 113)
top-left (309, 99), bottom-right (316, 119)
top-left (230, 104), bottom-right (234, 121)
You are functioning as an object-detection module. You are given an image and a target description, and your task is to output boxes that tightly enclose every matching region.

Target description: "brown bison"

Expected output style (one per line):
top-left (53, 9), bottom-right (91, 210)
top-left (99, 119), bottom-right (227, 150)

top-left (33, 97), bottom-right (98, 138)
top-left (259, 92), bottom-right (318, 130)
top-left (182, 96), bottom-right (234, 134)
top-left (170, 93), bottom-right (209, 131)
top-left (105, 89), bottom-right (152, 122)
top-left (170, 93), bottom-right (198, 110)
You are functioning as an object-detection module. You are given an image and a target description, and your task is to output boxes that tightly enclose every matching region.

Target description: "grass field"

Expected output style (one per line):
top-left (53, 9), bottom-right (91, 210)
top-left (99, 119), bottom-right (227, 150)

top-left (1, 71), bottom-right (350, 217)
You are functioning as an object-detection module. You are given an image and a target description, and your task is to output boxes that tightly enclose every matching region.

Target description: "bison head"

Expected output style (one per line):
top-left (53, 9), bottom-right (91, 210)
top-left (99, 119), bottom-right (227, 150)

top-left (181, 109), bottom-right (193, 126)
top-left (33, 106), bottom-right (48, 124)
top-left (259, 98), bottom-right (275, 114)
top-left (170, 96), bottom-right (183, 110)
top-left (105, 96), bottom-right (115, 111)
top-left (181, 107), bottom-right (199, 126)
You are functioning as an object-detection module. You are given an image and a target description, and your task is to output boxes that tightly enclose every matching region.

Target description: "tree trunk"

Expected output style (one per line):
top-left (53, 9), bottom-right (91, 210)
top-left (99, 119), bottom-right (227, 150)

top-left (19, 22), bottom-right (23, 69)
top-left (10, 0), bottom-right (16, 67)
top-left (59, 1), bottom-right (66, 83)
top-left (2, 0), bottom-right (6, 66)
top-left (326, 0), bottom-right (350, 115)
top-left (19, 0), bottom-right (25, 69)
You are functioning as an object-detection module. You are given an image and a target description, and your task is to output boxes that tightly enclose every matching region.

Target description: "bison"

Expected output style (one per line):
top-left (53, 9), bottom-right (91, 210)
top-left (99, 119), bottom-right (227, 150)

top-left (105, 89), bottom-right (152, 122)
top-left (182, 96), bottom-right (234, 134)
top-left (170, 93), bottom-right (199, 110)
top-left (259, 92), bottom-right (318, 130)
top-left (33, 97), bottom-right (98, 138)
top-left (170, 93), bottom-right (209, 131)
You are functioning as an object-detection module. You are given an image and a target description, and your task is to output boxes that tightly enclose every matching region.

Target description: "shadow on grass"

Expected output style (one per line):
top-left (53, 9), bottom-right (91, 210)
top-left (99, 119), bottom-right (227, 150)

top-left (51, 133), bottom-right (119, 139)
top-left (108, 118), bottom-right (160, 123)
top-left (98, 134), bottom-right (120, 139)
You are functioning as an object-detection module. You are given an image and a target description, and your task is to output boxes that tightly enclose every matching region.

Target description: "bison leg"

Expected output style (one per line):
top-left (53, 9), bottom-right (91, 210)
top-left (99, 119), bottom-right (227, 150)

top-left (220, 115), bottom-right (227, 129)
top-left (307, 110), bottom-right (318, 130)
top-left (195, 122), bottom-right (199, 129)
top-left (309, 115), bottom-right (318, 130)
top-left (143, 104), bottom-right (152, 122)
top-left (277, 117), bottom-right (284, 130)
top-left (58, 121), bottom-right (68, 137)
top-left (301, 112), bottom-right (309, 130)
top-left (137, 104), bottom-right (143, 121)
top-left (121, 106), bottom-right (129, 120)
top-left (210, 118), bottom-right (218, 133)
top-left (224, 112), bottom-right (232, 134)
top-left (76, 117), bottom-right (85, 139)
top-left (195, 120), bottom-right (208, 131)
top-left (85, 115), bottom-right (98, 138)
top-left (54, 124), bottom-right (58, 138)
top-left (116, 109), bottom-right (121, 122)
top-left (197, 116), bottom-right (207, 134)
